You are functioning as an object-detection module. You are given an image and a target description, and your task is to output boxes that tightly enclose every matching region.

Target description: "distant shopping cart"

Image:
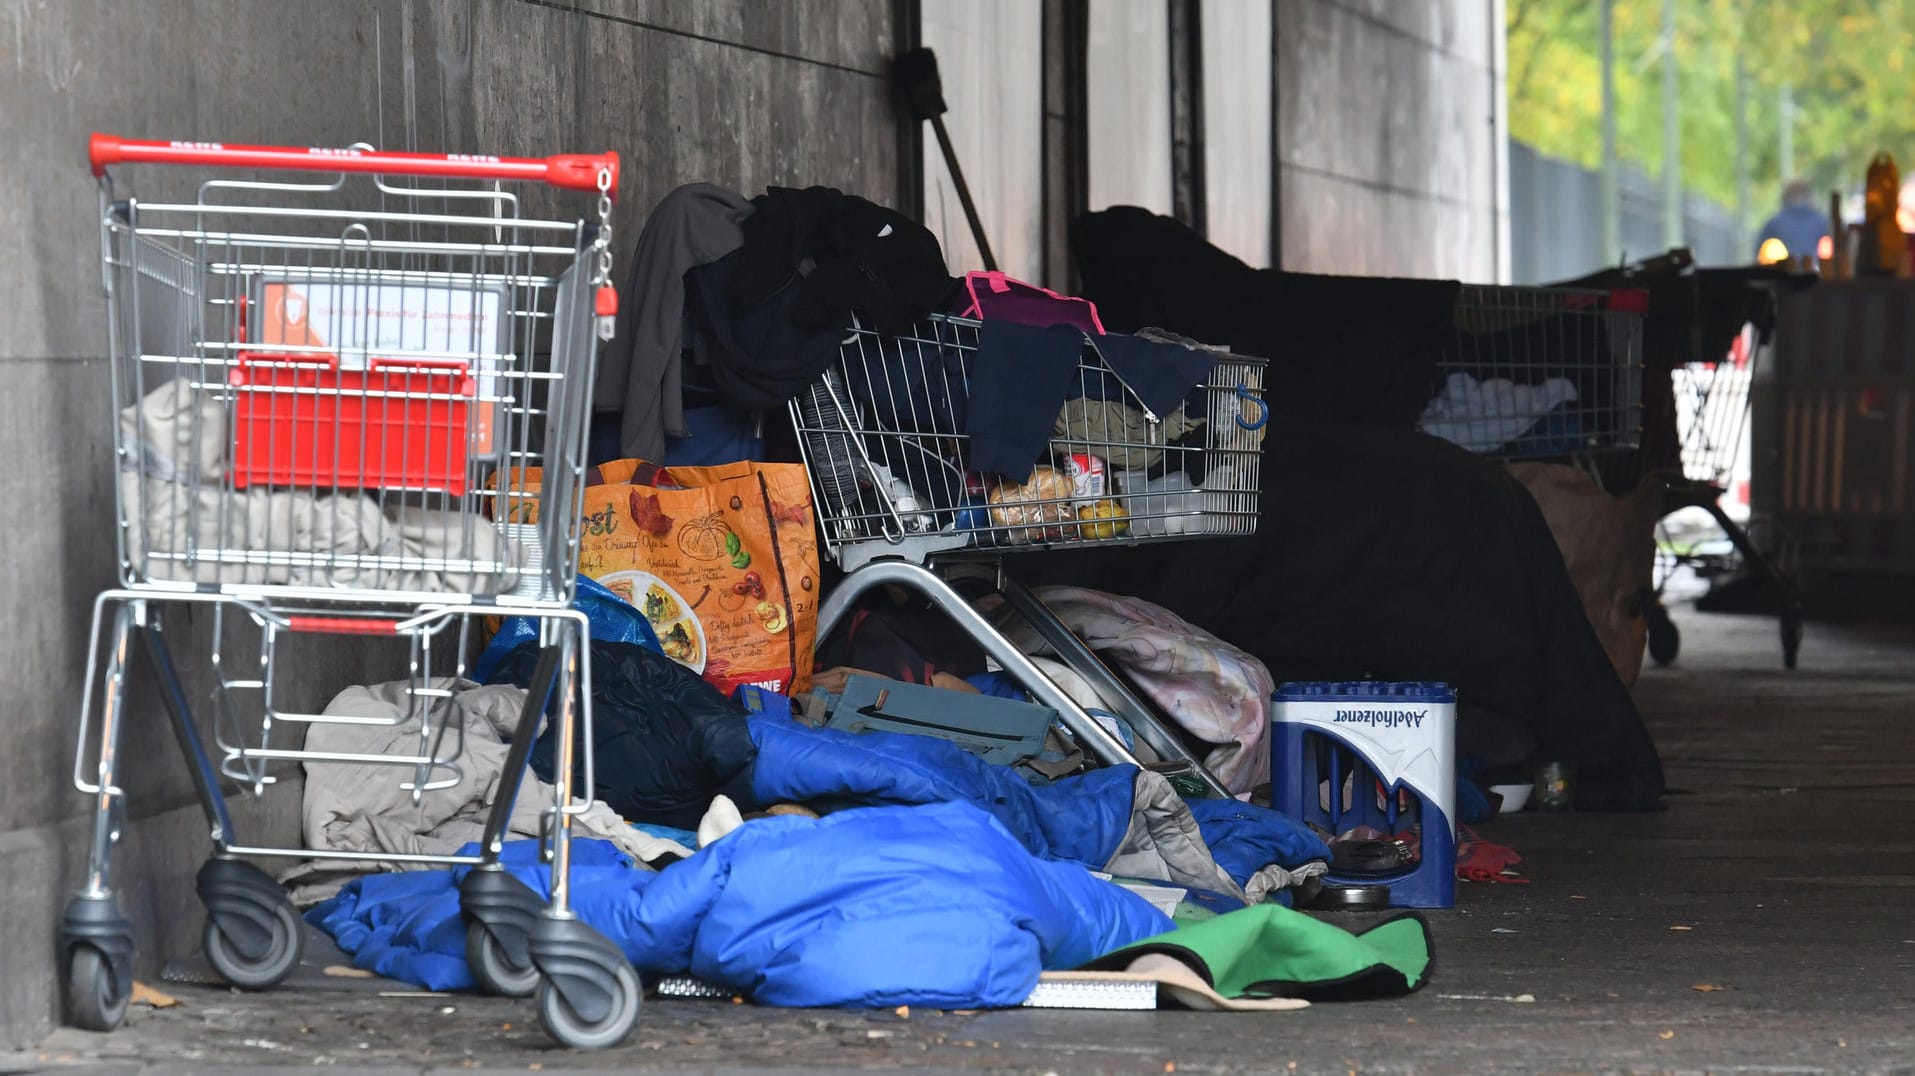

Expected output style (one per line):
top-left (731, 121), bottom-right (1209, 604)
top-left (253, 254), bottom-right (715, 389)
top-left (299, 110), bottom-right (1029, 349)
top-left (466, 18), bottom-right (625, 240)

top-left (71, 134), bottom-right (636, 1048)
top-left (1422, 281), bottom-right (1803, 668)
top-left (790, 314), bottom-right (1269, 796)
top-left (1648, 324), bottom-right (1804, 668)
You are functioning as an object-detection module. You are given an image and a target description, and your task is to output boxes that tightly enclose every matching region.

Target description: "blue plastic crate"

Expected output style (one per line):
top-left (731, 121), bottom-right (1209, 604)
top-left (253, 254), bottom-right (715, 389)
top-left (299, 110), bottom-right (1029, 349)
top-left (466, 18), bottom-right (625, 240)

top-left (1271, 681), bottom-right (1456, 909)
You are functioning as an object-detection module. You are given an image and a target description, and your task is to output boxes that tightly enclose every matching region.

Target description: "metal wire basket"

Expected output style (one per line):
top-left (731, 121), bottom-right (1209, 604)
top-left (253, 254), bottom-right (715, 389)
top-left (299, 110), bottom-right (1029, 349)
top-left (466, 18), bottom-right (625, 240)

top-left (1423, 285), bottom-right (1646, 460)
top-left (790, 314), bottom-right (1270, 570)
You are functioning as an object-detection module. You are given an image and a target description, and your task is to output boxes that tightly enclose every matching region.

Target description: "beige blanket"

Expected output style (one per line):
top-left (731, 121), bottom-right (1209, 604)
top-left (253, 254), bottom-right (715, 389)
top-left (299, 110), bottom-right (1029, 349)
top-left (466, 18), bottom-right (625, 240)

top-left (283, 678), bottom-right (690, 905)
top-left (1507, 462), bottom-right (1662, 687)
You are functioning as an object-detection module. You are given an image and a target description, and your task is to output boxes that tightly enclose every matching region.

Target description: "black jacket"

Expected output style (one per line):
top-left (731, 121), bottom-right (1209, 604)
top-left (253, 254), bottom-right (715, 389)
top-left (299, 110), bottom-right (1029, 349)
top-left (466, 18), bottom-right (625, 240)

top-left (490, 640), bottom-right (759, 830)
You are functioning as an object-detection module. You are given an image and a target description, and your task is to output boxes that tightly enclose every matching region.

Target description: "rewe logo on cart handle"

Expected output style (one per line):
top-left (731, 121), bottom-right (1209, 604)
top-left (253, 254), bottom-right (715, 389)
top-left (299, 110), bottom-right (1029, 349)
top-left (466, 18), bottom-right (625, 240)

top-left (1332, 709), bottom-right (1427, 729)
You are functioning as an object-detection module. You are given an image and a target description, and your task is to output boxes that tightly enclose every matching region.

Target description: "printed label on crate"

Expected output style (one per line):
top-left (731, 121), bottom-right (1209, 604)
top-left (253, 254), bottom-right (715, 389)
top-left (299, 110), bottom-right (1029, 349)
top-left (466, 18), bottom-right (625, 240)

top-left (1331, 708), bottom-right (1431, 730)
top-left (253, 278), bottom-right (506, 456)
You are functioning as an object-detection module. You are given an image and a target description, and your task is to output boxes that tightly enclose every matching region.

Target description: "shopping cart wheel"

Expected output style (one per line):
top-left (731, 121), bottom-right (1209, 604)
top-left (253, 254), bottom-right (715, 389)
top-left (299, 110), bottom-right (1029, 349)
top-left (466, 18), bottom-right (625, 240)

top-left (1645, 601), bottom-right (1680, 667)
top-left (203, 900), bottom-right (304, 990)
top-left (1781, 610), bottom-right (1804, 670)
top-left (61, 896), bottom-right (134, 1031)
top-left (528, 916), bottom-right (640, 1049)
top-left (467, 922), bottom-right (540, 998)
top-left (460, 867), bottom-right (544, 997)
top-left (65, 945), bottom-right (128, 1031)
top-left (536, 961), bottom-right (640, 1050)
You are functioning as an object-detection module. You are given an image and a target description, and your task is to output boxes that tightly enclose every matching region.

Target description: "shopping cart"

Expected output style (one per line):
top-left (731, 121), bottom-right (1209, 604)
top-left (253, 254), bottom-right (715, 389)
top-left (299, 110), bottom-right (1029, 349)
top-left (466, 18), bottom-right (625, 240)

top-left (69, 134), bottom-right (637, 1048)
top-left (1648, 325), bottom-right (1805, 668)
top-left (790, 315), bottom-right (1269, 795)
top-left (1420, 284), bottom-right (1647, 461)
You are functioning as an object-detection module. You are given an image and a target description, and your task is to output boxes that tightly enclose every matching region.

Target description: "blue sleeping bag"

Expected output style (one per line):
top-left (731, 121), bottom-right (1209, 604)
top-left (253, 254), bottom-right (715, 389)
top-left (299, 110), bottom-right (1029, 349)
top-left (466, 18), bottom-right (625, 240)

top-left (1184, 797), bottom-right (1330, 887)
top-left (743, 715), bottom-right (1329, 887)
top-left (311, 838), bottom-right (634, 991)
top-left (478, 625), bottom-right (1326, 886)
top-left (309, 801), bottom-right (1172, 1008)
top-left (745, 715), bottom-right (1136, 867)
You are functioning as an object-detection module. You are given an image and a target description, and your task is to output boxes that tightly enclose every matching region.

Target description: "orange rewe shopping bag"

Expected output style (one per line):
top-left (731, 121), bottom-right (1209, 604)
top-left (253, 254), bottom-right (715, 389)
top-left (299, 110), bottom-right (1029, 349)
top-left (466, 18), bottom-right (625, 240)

top-left (505, 459), bottom-right (819, 696)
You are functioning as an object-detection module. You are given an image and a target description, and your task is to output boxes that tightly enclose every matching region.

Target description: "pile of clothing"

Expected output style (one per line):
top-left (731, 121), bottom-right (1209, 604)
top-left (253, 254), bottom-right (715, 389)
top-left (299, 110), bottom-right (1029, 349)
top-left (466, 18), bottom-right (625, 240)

top-left (1418, 371), bottom-right (1581, 454)
top-left (120, 379), bottom-right (520, 592)
top-left (1036, 208), bottom-right (1666, 811)
top-left (595, 184), bottom-right (957, 463)
top-left (595, 184), bottom-right (1249, 546)
top-left (293, 598), bottom-right (1442, 1011)
top-left (282, 185), bottom-right (1701, 1017)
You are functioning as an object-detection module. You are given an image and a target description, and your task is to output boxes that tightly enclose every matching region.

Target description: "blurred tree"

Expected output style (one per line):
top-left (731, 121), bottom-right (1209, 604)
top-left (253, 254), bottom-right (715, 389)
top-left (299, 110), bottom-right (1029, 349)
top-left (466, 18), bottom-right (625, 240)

top-left (1509, 0), bottom-right (1915, 231)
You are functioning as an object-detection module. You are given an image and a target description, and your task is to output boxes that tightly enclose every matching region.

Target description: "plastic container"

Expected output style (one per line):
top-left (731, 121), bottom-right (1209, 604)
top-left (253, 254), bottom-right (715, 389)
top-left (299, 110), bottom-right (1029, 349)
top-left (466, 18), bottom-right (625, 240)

top-left (1490, 782), bottom-right (1533, 814)
top-left (1115, 471), bottom-right (1203, 537)
top-left (1270, 681), bottom-right (1457, 909)
top-left (1534, 761), bottom-right (1576, 813)
top-left (229, 352), bottom-right (475, 494)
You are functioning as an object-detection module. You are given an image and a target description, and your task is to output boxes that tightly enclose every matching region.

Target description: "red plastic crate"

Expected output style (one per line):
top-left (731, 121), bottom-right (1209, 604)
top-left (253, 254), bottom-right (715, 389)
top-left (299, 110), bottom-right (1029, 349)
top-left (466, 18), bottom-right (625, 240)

top-left (229, 352), bottom-right (476, 495)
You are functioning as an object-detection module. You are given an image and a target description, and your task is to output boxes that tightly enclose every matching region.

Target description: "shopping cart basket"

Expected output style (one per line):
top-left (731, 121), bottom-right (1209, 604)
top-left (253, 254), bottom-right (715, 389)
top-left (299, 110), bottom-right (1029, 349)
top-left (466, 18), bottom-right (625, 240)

top-left (1648, 323), bottom-right (1804, 668)
top-left (1420, 285), bottom-right (1646, 461)
top-left (790, 315), bottom-right (1269, 795)
top-left (69, 134), bottom-right (638, 1048)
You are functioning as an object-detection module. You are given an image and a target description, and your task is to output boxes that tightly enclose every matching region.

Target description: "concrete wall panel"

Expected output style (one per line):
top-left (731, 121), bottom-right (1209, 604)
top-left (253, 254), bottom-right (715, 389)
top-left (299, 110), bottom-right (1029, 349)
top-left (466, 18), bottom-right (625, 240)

top-left (1277, 0), bottom-right (1503, 280)
top-left (0, 781), bottom-right (303, 1050)
top-left (1333, 0), bottom-right (1492, 66)
top-left (582, 0), bottom-right (891, 75)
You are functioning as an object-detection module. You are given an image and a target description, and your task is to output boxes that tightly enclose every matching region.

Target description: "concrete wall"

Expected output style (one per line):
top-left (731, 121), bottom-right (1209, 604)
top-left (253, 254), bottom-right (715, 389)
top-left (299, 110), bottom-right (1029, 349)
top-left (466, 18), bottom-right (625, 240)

top-left (0, 0), bottom-right (897, 1047)
top-left (1276, 0), bottom-right (1506, 281)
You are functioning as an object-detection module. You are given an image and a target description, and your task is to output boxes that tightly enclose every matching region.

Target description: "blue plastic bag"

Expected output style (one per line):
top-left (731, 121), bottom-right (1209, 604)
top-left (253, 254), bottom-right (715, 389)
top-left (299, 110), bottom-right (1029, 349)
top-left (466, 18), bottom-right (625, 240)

top-left (473, 575), bottom-right (661, 683)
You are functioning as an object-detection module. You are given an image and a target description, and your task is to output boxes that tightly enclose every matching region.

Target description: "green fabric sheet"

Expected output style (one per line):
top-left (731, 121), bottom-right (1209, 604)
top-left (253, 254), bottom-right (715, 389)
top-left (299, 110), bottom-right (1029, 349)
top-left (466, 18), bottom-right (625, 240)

top-left (1084, 903), bottom-right (1432, 1002)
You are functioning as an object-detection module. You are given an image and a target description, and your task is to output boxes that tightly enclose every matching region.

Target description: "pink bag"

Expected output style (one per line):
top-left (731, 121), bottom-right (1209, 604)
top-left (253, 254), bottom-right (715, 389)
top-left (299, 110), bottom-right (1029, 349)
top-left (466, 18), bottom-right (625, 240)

top-left (957, 271), bottom-right (1106, 335)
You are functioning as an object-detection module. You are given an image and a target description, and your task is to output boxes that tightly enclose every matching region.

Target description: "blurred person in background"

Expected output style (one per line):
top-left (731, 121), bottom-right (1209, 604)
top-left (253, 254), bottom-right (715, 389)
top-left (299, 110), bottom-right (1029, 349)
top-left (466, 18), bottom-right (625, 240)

top-left (1756, 179), bottom-right (1831, 263)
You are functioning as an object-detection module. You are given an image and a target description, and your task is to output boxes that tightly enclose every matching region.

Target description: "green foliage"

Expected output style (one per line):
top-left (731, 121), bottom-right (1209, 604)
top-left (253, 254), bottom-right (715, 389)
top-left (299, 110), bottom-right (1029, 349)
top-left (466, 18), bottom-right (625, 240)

top-left (1509, 0), bottom-right (1915, 228)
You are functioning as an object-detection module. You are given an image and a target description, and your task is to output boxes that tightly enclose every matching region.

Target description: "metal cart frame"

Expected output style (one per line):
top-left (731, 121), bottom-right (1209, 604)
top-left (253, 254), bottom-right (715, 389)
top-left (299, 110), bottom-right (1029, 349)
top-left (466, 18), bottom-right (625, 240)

top-left (1652, 322), bottom-right (1805, 668)
top-left (69, 134), bottom-right (638, 1049)
top-left (791, 314), bottom-right (1270, 796)
top-left (1422, 281), bottom-right (1803, 667)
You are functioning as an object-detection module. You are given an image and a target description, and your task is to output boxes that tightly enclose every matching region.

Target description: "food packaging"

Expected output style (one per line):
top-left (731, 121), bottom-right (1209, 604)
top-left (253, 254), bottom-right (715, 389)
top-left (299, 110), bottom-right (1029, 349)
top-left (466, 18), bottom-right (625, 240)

top-left (986, 465), bottom-right (1076, 542)
top-left (1060, 453), bottom-right (1107, 508)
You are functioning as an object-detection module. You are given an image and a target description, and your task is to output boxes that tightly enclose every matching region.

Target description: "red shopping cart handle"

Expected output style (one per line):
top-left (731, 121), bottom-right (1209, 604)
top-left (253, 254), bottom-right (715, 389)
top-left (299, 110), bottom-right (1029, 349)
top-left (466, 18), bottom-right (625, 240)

top-left (230, 351), bottom-right (339, 384)
top-left (287, 616), bottom-right (400, 636)
top-left (89, 132), bottom-right (620, 199)
top-left (369, 357), bottom-right (471, 376)
top-left (1607, 288), bottom-right (1650, 314)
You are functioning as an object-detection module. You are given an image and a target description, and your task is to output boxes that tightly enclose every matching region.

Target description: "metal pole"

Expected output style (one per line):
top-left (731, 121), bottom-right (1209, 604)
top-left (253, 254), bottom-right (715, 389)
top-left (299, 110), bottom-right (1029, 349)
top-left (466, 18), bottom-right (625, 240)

top-left (1600, 0), bottom-right (1620, 263)
top-left (1660, 0), bottom-right (1681, 249)
top-left (1780, 84), bottom-right (1795, 180)
top-left (1735, 56), bottom-right (1750, 251)
top-left (928, 113), bottom-right (998, 272)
